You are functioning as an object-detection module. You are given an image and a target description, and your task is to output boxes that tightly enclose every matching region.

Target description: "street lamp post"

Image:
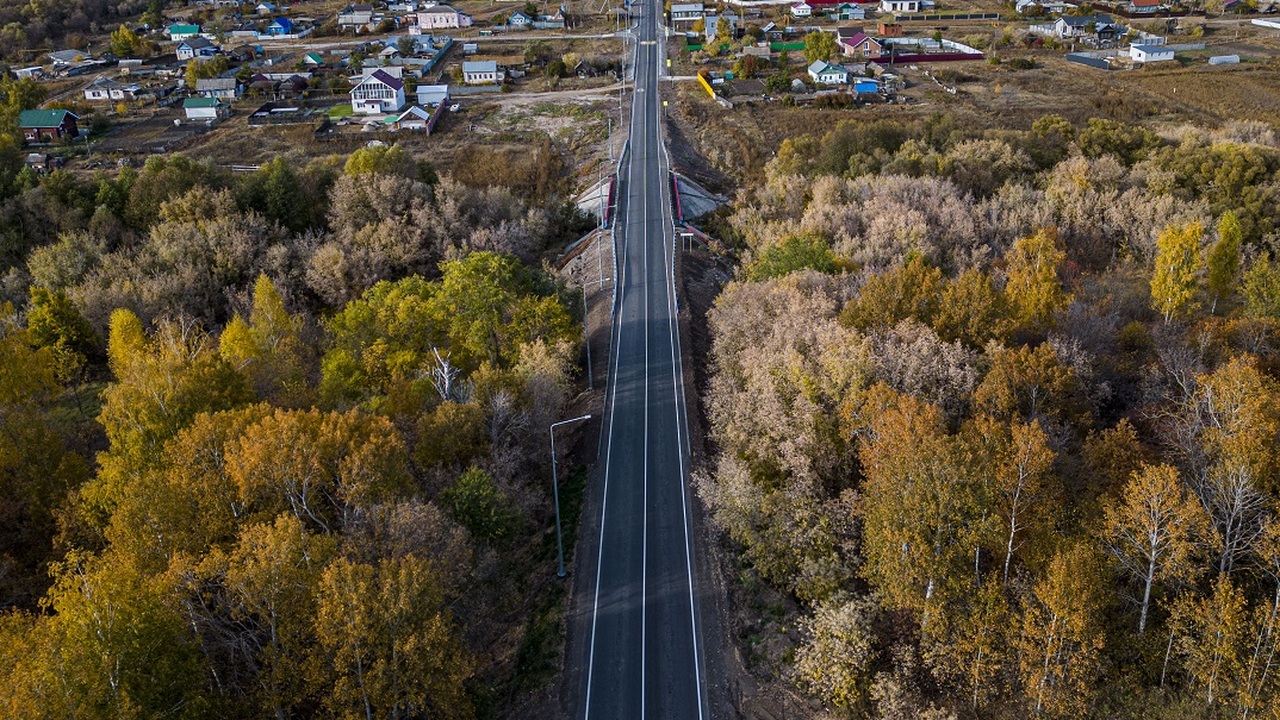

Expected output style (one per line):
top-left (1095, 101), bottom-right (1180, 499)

top-left (550, 414), bottom-right (593, 577)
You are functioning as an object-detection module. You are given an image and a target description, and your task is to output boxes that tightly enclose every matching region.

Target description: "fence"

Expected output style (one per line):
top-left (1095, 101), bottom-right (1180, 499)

top-left (1066, 52), bottom-right (1114, 69)
top-left (894, 12), bottom-right (1000, 20)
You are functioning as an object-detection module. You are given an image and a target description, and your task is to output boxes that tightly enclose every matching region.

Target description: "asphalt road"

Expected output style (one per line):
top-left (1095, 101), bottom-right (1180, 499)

top-left (570, 2), bottom-right (709, 718)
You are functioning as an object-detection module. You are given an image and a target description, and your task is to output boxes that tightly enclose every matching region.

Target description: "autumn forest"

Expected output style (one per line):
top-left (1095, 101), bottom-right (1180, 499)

top-left (699, 115), bottom-right (1280, 719)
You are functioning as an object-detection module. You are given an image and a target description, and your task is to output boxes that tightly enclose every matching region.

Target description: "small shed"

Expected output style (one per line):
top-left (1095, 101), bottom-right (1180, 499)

top-left (1130, 44), bottom-right (1174, 62)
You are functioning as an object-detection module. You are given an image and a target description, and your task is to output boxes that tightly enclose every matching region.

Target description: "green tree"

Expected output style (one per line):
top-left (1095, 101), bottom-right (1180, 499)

top-left (934, 268), bottom-right (1007, 347)
top-left (343, 143), bottom-right (421, 179)
top-left (185, 55), bottom-right (230, 89)
top-left (26, 286), bottom-right (100, 382)
top-left (803, 30), bottom-right (836, 64)
top-left (432, 252), bottom-right (576, 371)
top-left (1206, 211), bottom-right (1243, 314)
top-left (109, 24), bottom-right (140, 57)
top-left (1151, 221), bottom-right (1204, 323)
top-left (220, 275), bottom-right (314, 407)
top-left (440, 465), bottom-right (519, 543)
top-left (746, 233), bottom-right (837, 281)
top-left (1243, 253), bottom-right (1280, 320)
top-left (841, 252), bottom-right (943, 330)
top-left (1004, 228), bottom-right (1069, 336)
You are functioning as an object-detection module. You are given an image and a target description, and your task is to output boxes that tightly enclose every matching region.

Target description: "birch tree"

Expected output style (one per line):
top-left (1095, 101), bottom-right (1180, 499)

top-left (1102, 463), bottom-right (1209, 635)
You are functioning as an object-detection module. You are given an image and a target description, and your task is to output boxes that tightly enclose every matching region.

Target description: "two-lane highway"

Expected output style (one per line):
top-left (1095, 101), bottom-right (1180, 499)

top-left (571, 0), bottom-right (707, 717)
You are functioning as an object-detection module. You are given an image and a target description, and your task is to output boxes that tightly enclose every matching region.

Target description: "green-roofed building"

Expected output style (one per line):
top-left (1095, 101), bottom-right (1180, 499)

top-left (168, 23), bottom-right (201, 40)
top-left (303, 51), bottom-right (324, 65)
top-left (19, 109), bottom-right (79, 143)
top-left (183, 96), bottom-right (226, 120)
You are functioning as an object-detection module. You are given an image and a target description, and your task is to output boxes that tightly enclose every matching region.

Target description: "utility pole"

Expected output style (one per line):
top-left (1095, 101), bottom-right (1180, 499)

top-left (549, 414), bottom-right (593, 577)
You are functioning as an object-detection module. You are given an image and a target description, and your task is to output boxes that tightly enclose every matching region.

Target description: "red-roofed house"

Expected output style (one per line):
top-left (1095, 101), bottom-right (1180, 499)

top-left (1129, 0), bottom-right (1162, 12)
top-left (350, 69), bottom-right (406, 114)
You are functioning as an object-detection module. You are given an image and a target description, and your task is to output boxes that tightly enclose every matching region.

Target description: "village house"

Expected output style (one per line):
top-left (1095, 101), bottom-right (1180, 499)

top-left (508, 10), bottom-right (532, 27)
top-left (415, 5), bottom-right (473, 30)
top-left (828, 3), bottom-right (866, 20)
top-left (168, 23), bottom-right (201, 41)
top-left (670, 2), bottom-right (704, 24)
top-left (808, 59), bottom-right (849, 84)
top-left (879, 0), bottom-right (920, 13)
top-left (350, 68), bottom-right (406, 113)
top-left (177, 36), bottom-right (218, 60)
top-left (83, 76), bottom-right (143, 101)
top-left (338, 4), bottom-right (375, 30)
top-left (19, 110), bottom-right (79, 143)
top-left (837, 28), bottom-right (883, 58)
top-left (462, 60), bottom-right (503, 84)
top-left (266, 17), bottom-right (295, 35)
top-left (1129, 0), bottom-right (1163, 13)
top-left (1130, 43), bottom-right (1174, 61)
top-left (183, 97), bottom-right (227, 120)
top-left (394, 105), bottom-right (433, 131)
top-left (704, 11), bottom-right (738, 42)
top-left (196, 77), bottom-right (241, 99)
top-left (416, 83), bottom-right (450, 106)
top-left (1032, 14), bottom-right (1123, 39)
top-left (791, 1), bottom-right (813, 17)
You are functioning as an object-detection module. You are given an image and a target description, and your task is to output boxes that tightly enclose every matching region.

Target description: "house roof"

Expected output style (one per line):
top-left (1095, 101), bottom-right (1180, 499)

top-left (355, 69), bottom-right (404, 90)
top-left (671, 3), bottom-right (703, 11)
top-left (808, 59), bottom-right (844, 74)
top-left (181, 37), bottom-right (215, 49)
top-left (417, 83), bottom-right (450, 100)
top-left (463, 60), bottom-right (497, 73)
top-left (183, 97), bottom-right (221, 108)
top-left (836, 26), bottom-right (864, 38)
top-left (1060, 13), bottom-right (1111, 25)
top-left (270, 16), bottom-right (293, 28)
top-left (19, 109), bottom-right (77, 128)
top-left (304, 51), bottom-right (324, 63)
top-left (87, 77), bottom-right (123, 89)
top-left (1132, 0), bottom-right (1160, 6)
top-left (1131, 43), bottom-right (1171, 52)
top-left (49, 49), bottom-right (87, 63)
top-left (169, 23), bottom-right (200, 33)
top-left (422, 4), bottom-right (460, 12)
top-left (396, 105), bottom-right (432, 122)
top-left (196, 77), bottom-right (237, 90)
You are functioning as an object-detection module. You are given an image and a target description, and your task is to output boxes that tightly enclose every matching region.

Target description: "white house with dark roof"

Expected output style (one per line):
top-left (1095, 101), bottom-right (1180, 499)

top-left (177, 36), bottom-right (218, 60)
top-left (338, 4), bottom-right (375, 29)
top-left (350, 68), bottom-right (406, 114)
top-left (83, 76), bottom-right (142, 101)
top-left (196, 77), bottom-right (241, 99)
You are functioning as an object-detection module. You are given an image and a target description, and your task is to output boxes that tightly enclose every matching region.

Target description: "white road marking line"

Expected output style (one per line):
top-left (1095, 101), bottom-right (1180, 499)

top-left (584, 26), bottom-right (645, 720)
top-left (652, 43), bottom-right (706, 720)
